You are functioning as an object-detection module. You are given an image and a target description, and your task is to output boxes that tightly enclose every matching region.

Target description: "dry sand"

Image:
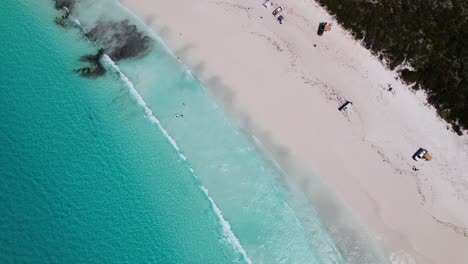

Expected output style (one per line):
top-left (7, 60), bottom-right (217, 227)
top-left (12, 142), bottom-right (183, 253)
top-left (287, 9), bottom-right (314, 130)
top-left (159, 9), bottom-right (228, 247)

top-left (119, 0), bottom-right (468, 263)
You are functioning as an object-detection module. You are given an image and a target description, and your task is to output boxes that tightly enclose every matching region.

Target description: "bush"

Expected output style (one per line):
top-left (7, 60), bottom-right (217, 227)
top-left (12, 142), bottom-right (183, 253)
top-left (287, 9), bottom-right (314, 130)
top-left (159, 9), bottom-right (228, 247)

top-left (316, 0), bottom-right (468, 133)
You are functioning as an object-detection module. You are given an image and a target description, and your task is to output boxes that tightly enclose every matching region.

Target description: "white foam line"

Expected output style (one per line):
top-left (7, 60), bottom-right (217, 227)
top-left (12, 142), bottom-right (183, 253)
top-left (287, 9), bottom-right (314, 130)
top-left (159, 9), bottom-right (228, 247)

top-left (201, 186), bottom-right (253, 264)
top-left (102, 54), bottom-right (252, 264)
top-left (73, 18), bottom-right (81, 27)
top-left (102, 55), bottom-right (186, 160)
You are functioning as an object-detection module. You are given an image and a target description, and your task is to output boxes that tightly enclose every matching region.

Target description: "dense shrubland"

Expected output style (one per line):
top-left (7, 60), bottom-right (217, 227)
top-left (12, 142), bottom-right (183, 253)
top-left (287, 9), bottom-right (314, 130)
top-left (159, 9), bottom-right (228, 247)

top-left (316, 0), bottom-right (468, 134)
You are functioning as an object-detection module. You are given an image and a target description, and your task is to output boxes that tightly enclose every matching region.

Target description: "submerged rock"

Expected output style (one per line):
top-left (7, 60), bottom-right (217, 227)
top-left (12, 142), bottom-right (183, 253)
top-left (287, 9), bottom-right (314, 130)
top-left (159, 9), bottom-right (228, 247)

top-left (54, 10), bottom-right (71, 27)
top-left (52, 0), bottom-right (73, 28)
top-left (75, 49), bottom-right (106, 78)
top-left (53, 0), bottom-right (77, 11)
top-left (51, 1), bottom-right (151, 79)
top-left (85, 19), bottom-right (151, 61)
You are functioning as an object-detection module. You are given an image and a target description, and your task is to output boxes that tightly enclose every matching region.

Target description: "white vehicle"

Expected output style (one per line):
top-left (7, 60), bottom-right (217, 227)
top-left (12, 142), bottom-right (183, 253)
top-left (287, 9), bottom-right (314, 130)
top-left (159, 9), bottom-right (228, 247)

top-left (338, 101), bottom-right (352, 112)
top-left (412, 148), bottom-right (428, 161)
top-left (272, 6), bottom-right (283, 16)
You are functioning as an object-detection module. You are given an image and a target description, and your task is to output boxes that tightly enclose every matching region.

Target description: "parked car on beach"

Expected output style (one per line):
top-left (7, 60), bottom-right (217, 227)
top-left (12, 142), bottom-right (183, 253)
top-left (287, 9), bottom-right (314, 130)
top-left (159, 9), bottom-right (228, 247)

top-left (413, 148), bottom-right (430, 161)
top-left (317, 22), bottom-right (327, 36)
top-left (338, 101), bottom-right (352, 112)
top-left (272, 6), bottom-right (283, 16)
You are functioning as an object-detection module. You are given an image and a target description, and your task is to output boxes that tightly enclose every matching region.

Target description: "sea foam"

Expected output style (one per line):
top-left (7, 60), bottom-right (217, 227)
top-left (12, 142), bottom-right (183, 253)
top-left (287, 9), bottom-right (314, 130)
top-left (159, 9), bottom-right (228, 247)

top-left (102, 54), bottom-right (252, 264)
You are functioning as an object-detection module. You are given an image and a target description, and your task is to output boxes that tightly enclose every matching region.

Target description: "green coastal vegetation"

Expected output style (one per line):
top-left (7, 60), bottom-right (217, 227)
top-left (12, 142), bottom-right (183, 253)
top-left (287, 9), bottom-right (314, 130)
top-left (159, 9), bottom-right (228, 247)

top-left (316, 0), bottom-right (468, 134)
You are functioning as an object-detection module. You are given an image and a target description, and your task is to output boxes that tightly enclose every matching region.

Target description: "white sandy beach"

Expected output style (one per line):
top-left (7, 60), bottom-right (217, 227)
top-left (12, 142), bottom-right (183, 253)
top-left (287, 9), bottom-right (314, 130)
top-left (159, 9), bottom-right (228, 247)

top-left (119, 0), bottom-right (468, 263)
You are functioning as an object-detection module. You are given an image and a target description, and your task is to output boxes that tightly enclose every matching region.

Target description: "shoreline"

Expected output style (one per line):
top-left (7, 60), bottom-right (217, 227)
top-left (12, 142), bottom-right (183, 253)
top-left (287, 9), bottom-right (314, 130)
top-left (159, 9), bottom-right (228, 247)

top-left (120, 0), bottom-right (468, 263)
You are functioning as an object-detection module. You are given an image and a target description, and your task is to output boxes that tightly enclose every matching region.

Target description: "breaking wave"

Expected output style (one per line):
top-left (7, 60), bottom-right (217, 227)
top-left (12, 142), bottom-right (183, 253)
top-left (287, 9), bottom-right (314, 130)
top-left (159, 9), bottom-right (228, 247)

top-left (101, 54), bottom-right (252, 264)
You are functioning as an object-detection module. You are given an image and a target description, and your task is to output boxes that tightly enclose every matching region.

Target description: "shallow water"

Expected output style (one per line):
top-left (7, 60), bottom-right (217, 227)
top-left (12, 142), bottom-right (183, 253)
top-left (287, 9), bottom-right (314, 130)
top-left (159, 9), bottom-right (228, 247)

top-left (1, 1), bottom-right (240, 263)
top-left (1, 1), bottom-right (388, 263)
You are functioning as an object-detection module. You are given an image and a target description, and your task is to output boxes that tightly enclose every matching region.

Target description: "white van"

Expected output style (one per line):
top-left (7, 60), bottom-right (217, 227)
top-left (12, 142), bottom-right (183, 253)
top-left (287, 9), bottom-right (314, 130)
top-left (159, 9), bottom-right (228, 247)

top-left (338, 101), bottom-right (352, 112)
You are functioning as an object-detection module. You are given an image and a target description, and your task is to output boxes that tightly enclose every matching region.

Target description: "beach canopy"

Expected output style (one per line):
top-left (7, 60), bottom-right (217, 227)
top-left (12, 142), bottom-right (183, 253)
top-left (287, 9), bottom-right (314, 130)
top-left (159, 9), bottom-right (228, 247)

top-left (423, 152), bottom-right (432, 161)
top-left (263, 1), bottom-right (272, 8)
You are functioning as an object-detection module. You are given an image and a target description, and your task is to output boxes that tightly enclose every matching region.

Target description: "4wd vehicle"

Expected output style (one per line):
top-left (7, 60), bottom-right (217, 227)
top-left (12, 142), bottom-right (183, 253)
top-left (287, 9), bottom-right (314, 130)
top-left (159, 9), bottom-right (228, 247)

top-left (317, 22), bottom-right (327, 36)
top-left (272, 6), bottom-right (283, 16)
top-left (413, 148), bottom-right (428, 161)
top-left (338, 101), bottom-right (352, 112)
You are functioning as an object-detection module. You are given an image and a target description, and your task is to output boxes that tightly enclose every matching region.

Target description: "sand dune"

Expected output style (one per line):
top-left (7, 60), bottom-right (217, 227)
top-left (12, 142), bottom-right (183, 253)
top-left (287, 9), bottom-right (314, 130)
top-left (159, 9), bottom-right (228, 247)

top-left (120, 0), bottom-right (468, 263)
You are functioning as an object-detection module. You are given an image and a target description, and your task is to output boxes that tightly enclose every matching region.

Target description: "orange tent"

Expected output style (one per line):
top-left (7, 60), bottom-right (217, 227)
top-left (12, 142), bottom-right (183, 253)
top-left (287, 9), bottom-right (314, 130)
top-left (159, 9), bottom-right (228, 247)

top-left (423, 152), bottom-right (432, 161)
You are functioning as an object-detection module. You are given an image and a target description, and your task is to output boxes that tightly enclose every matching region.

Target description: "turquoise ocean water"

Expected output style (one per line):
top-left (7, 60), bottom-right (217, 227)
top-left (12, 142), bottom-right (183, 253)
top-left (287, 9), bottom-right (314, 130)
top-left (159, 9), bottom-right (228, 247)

top-left (1, 1), bottom-right (389, 263)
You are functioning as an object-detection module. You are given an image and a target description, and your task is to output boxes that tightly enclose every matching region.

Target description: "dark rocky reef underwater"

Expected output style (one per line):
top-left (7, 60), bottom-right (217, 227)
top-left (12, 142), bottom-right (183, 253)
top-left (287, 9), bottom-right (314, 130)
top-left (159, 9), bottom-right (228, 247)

top-left (51, 0), bottom-right (151, 78)
top-left (54, 5), bottom-right (71, 28)
top-left (53, 0), bottom-right (76, 10)
top-left (75, 49), bottom-right (106, 78)
top-left (53, 0), bottom-right (77, 12)
top-left (85, 19), bottom-right (151, 61)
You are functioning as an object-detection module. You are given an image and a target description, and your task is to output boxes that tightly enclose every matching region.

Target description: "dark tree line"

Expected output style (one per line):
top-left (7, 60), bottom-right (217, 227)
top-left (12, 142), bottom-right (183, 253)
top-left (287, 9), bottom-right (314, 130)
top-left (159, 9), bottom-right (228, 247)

top-left (316, 0), bottom-right (468, 134)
